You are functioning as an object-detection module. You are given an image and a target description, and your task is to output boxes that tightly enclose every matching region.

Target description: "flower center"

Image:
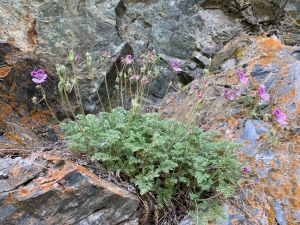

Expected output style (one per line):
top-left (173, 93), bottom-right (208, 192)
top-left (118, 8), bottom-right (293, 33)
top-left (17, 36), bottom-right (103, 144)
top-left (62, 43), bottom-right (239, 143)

top-left (35, 73), bottom-right (43, 80)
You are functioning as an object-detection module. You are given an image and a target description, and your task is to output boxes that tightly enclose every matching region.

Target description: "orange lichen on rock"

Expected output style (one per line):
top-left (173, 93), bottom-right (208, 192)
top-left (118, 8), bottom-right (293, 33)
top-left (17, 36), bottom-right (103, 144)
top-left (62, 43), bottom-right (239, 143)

top-left (267, 207), bottom-right (276, 223)
top-left (0, 66), bottom-right (11, 78)
top-left (21, 108), bottom-right (51, 125)
top-left (256, 36), bottom-right (284, 65)
top-left (6, 194), bottom-right (14, 204)
top-left (11, 81), bottom-right (17, 91)
top-left (288, 196), bottom-right (300, 208)
top-left (4, 131), bottom-right (23, 146)
top-left (12, 212), bottom-right (23, 219)
top-left (19, 188), bottom-right (31, 197)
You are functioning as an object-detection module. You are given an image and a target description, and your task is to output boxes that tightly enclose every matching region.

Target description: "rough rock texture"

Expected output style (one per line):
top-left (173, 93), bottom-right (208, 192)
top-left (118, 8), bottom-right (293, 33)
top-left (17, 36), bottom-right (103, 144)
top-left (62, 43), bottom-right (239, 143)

top-left (0, 154), bottom-right (140, 225)
top-left (161, 36), bottom-right (300, 224)
top-left (0, 0), bottom-right (299, 112)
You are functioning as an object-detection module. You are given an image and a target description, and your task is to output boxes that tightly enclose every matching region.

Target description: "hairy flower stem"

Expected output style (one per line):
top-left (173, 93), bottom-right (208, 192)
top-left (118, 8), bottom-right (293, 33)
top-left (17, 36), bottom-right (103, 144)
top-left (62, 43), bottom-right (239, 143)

top-left (39, 85), bottom-right (59, 123)
top-left (103, 59), bottom-right (112, 111)
top-left (70, 63), bottom-right (87, 125)
top-left (62, 86), bottom-right (92, 150)
top-left (59, 91), bottom-right (77, 132)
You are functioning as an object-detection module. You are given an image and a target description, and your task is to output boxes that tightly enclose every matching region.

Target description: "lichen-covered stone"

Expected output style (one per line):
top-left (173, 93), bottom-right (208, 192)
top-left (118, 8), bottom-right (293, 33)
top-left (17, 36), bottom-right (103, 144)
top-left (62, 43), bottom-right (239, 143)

top-left (0, 154), bottom-right (140, 225)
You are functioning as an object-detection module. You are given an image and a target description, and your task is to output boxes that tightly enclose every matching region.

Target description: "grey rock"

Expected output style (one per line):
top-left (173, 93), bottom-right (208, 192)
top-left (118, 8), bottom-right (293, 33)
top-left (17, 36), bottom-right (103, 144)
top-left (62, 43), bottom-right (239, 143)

top-left (291, 47), bottom-right (300, 60)
top-left (273, 199), bottom-right (287, 225)
top-left (192, 52), bottom-right (209, 68)
top-left (0, 154), bottom-right (140, 225)
top-left (221, 59), bottom-right (236, 71)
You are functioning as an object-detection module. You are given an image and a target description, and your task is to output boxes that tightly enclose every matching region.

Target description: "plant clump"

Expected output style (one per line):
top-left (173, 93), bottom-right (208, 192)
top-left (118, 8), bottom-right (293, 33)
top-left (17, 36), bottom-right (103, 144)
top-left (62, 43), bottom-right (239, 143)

top-left (61, 107), bottom-right (242, 223)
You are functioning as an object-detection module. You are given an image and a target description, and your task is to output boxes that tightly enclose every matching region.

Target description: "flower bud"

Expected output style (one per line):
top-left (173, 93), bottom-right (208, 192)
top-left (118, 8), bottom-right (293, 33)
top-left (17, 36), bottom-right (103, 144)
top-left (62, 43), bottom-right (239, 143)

top-left (58, 82), bottom-right (64, 92)
top-left (31, 96), bottom-right (38, 104)
top-left (141, 76), bottom-right (148, 85)
top-left (68, 49), bottom-right (74, 61)
top-left (87, 55), bottom-right (92, 66)
top-left (203, 69), bottom-right (209, 77)
top-left (208, 58), bottom-right (211, 67)
top-left (60, 41), bottom-right (67, 46)
top-left (115, 85), bottom-right (119, 90)
top-left (128, 68), bottom-right (132, 75)
top-left (116, 77), bottom-right (120, 83)
top-left (65, 82), bottom-right (72, 92)
top-left (67, 30), bottom-right (72, 37)
top-left (75, 55), bottom-right (81, 61)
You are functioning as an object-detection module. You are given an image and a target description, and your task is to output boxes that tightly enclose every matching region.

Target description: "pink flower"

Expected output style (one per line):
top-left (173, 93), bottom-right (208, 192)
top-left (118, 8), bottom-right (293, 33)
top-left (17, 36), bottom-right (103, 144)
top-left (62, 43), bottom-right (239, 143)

top-left (224, 89), bottom-right (235, 101)
top-left (273, 108), bottom-right (288, 125)
top-left (258, 86), bottom-right (270, 101)
top-left (102, 50), bottom-right (110, 58)
top-left (75, 55), bottom-right (81, 61)
top-left (125, 55), bottom-right (132, 64)
top-left (141, 76), bottom-right (148, 85)
top-left (31, 69), bottom-right (47, 84)
top-left (147, 52), bottom-right (154, 61)
top-left (237, 71), bottom-right (248, 84)
top-left (130, 75), bottom-right (137, 81)
top-left (169, 60), bottom-right (183, 72)
top-left (243, 167), bottom-right (250, 172)
top-left (234, 86), bottom-right (241, 96)
top-left (120, 55), bottom-right (133, 64)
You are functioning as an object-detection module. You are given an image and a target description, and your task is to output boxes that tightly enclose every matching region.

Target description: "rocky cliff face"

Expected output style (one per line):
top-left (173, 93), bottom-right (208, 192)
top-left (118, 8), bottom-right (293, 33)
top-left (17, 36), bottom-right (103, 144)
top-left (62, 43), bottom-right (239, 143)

top-left (1, 0), bottom-right (298, 112)
top-left (0, 153), bottom-right (140, 225)
top-left (1, 0), bottom-right (300, 224)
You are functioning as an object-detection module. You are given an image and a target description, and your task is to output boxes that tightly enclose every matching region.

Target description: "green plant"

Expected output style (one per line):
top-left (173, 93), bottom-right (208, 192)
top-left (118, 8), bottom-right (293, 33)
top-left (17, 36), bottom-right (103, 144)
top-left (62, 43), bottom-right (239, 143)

top-left (61, 107), bottom-right (242, 223)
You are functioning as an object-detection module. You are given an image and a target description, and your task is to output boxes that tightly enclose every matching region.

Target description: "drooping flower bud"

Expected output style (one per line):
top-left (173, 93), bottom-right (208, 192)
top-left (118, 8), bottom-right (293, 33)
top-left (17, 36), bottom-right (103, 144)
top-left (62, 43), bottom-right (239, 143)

top-left (58, 82), bottom-right (64, 92)
top-left (65, 82), bottom-right (72, 92)
top-left (31, 96), bottom-right (38, 104)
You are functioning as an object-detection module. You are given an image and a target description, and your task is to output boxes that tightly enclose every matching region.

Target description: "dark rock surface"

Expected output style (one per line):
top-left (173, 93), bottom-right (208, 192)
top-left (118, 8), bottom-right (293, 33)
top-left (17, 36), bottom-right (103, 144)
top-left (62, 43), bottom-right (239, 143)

top-left (0, 154), bottom-right (140, 225)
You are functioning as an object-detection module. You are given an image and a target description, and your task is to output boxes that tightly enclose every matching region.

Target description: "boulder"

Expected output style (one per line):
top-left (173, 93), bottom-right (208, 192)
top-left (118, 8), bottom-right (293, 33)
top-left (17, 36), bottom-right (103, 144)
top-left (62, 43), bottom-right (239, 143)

top-left (0, 154), bottom-right (140, 225)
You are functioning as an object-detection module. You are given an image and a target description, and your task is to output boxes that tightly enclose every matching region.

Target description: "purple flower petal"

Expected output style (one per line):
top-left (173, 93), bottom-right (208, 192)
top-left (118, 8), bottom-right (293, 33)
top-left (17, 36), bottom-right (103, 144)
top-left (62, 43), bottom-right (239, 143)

top-left (240, 77), bottom-right (248, 84)
top-left (173, 67), bottom-right (182, 72)
top-left (36, 69), bottom-right (45, 74)
top-left (32, 78), bottom-right (45, 83)
top-left (237, 71), bottom-right (248, 84)
top-left (273, 108), bottom-right (288, 125)
top-left (30, 70), bottom-right (47, 84)
top-left (169, 60), bottom-right (178, 68)
top-left (234, 86), bottom-right (241, 96)
top-left (260, 93), bottom-right (270, 101)
top-left (243, 167), bottom-right (250, 172)
top-left (224, 89), bottom-right (235, 101)
top-left (75, 55), bottom-right (81, 61)
top-left (258, 87), bottom-right (270, 101)
top-left (169, 60), bottom-right (182, 72)
top-left (31, 71), bottom-right (37, 77)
